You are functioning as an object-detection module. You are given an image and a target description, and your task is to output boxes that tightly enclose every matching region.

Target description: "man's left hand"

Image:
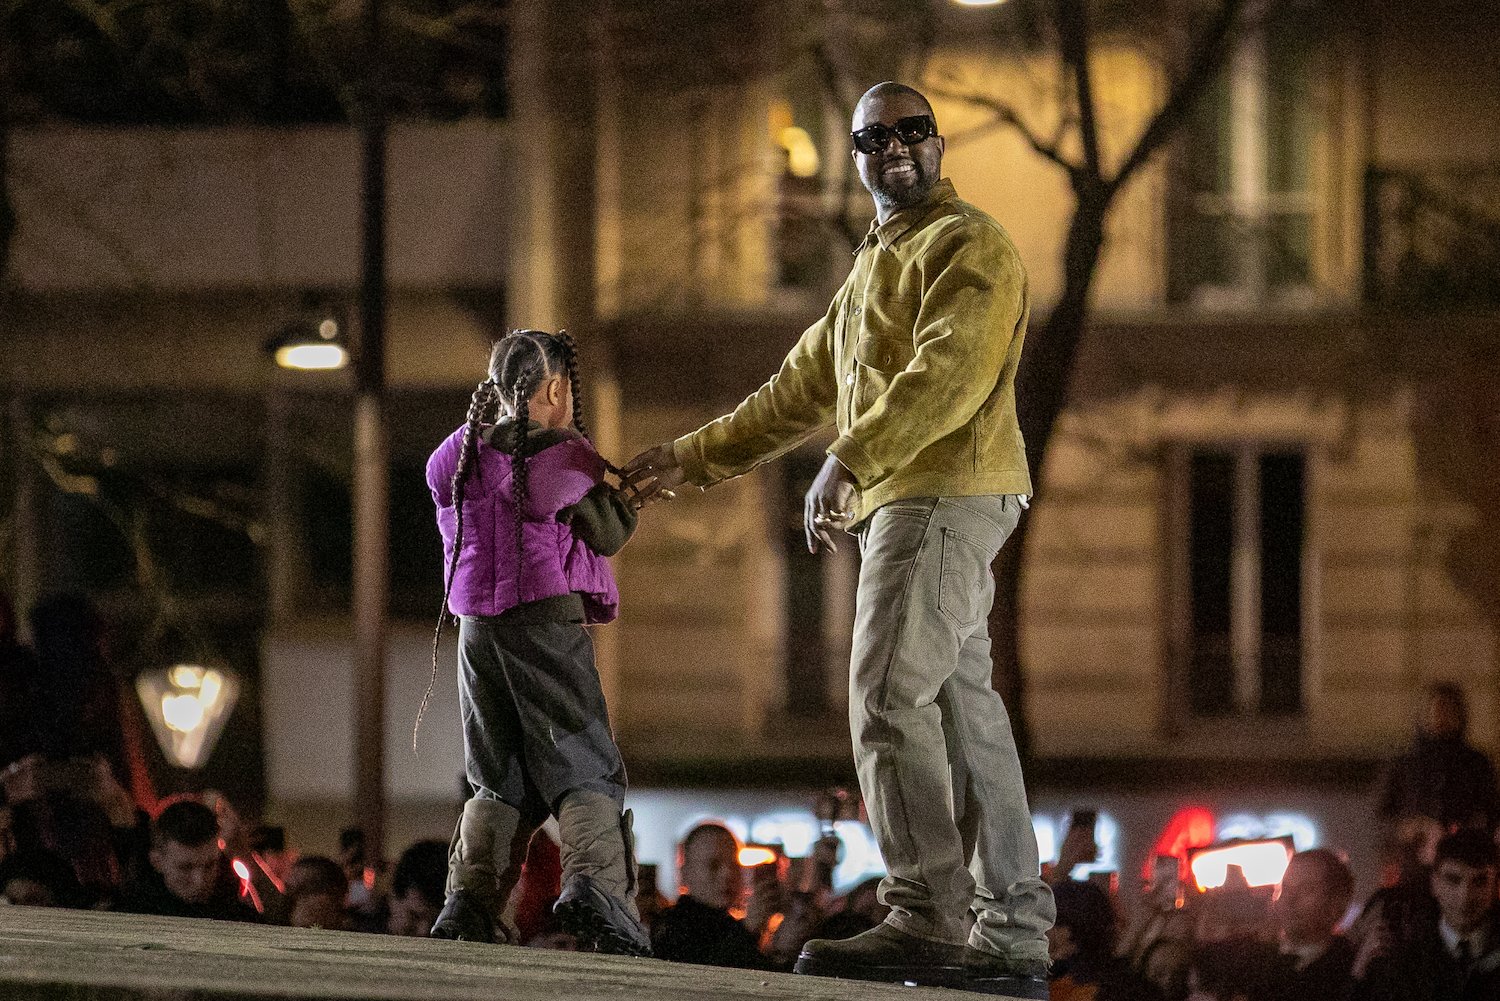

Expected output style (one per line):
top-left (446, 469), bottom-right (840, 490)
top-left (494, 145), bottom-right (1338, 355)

top-left (804, 454), bottom-right (857, 554)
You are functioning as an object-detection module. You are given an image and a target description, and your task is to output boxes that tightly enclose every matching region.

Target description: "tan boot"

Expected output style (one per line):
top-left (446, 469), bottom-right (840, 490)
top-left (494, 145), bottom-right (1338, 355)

top-left (433, 797), bottom-right (535, 943)
top-left (553, 790), bottom-right (651, 956)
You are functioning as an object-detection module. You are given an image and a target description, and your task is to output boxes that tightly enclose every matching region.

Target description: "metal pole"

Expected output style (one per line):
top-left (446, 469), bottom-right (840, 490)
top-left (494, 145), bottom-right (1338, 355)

top-left (352, 0), bottom-right (388, 865)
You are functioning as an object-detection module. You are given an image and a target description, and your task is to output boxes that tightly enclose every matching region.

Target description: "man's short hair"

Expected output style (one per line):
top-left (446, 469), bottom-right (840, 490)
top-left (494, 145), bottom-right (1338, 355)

top-left (857, 82), bottom-right (937, 127)
top-left (152, 799), bottom-right (218, 850)
top-left (288, 856), bottom-right (348, 899)
top-left (1292, 847), bottom-right (1355, 901)
top-left (1434, 829), bottom-right (1499, 872)
top-left (390, 839), bottom-right (447, 907)
top-left (680, 822), bottom-right (736, 859)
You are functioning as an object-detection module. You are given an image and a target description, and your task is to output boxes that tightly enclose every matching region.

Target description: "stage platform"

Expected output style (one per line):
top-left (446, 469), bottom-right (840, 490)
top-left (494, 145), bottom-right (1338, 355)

top-left (0, 906), bottom-right (1029, 1000)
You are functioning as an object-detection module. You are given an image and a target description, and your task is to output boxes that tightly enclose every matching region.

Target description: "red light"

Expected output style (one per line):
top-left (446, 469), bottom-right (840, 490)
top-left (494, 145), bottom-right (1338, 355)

top-left (1144, 806), bottom-right (1216, 879)
top-left (232, 859), bottom-right (251, 881)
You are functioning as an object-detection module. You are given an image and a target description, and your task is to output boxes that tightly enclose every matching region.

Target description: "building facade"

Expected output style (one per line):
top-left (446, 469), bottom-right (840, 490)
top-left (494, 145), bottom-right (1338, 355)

top-left (2, 0), bottom-right (1496, 886)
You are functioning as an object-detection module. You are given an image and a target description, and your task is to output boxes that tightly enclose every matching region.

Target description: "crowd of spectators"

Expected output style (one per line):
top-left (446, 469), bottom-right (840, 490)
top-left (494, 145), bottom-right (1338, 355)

top-left (3, 592), bottom-right (1500, 1001)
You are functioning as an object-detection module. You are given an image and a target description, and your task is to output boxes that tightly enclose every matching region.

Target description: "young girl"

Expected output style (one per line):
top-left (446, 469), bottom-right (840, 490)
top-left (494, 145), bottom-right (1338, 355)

top-left (424, 329), bottom-right (648, 955)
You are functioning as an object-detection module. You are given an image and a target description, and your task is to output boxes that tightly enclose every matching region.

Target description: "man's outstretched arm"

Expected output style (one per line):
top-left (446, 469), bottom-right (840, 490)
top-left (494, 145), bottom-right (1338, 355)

top-left (625, 295), bottom-right (842, 501)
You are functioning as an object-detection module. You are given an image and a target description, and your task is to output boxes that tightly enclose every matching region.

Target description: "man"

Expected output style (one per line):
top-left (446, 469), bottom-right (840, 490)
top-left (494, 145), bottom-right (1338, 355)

top-left (1274, 848), bottom-right (1357, 1000)
top-left (626, 82), bottom-right (1053, 997)
top-left (386, 839), bottom-right (447, 937)
top-left (116, 798), bottom-right (258, 922)
top-left (1379, 683), bottom-right (1499, 849)
top-left (1356, 830), bottom-right (1500, 1001)
top-left (650, 823), bottom-right (772, 969)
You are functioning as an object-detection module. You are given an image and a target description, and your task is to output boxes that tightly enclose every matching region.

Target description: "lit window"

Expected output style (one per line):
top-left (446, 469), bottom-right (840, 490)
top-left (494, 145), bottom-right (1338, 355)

top-left (1175, 19), bottom-right (1318, 307)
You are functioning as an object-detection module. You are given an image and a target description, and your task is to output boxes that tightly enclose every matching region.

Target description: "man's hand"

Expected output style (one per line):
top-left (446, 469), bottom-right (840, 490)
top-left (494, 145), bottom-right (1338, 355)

top-left (623, 443), bottom-right (690, 507)
top-left (804, 453), bottom-right (857, 554)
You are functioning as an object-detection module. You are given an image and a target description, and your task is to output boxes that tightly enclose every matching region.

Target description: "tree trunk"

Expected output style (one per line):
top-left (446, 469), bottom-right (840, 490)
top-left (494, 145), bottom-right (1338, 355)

top-left (0, 114), bottom-right (15, 281)
top-left (990, 191), bottom-right (1108, 762)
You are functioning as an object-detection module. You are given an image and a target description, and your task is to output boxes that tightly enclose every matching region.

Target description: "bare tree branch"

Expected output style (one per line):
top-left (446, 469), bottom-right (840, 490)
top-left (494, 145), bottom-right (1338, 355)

top-left (1109, 0), bottom-right (1246, 195)
top-left (1058, 0), bottom-right (1102, 182)
top-left (926, 86), bottom-right (1083, 178)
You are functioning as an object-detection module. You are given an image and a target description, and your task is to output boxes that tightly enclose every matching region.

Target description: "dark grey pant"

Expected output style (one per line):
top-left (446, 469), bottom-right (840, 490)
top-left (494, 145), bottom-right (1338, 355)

top-left (851, 495), bottom-right (1054, 960)
top-left (457, 616), bottom-right (627, 814)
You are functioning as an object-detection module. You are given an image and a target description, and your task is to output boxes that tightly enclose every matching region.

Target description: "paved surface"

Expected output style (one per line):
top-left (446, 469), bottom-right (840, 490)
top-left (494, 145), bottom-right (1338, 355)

top-left (0, 906), bottom-right (1027, 1000)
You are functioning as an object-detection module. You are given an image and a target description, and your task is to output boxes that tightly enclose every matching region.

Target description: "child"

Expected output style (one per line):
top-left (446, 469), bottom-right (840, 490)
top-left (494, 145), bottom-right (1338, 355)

top-left (424, 329), bottom-right (648, 955)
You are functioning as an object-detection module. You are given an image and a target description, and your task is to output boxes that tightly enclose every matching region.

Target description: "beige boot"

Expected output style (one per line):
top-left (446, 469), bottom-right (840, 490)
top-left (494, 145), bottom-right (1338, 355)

top-left (553, 790), bottom-right (651, 955)
top-left (433, 797), bottom-right (535, 943)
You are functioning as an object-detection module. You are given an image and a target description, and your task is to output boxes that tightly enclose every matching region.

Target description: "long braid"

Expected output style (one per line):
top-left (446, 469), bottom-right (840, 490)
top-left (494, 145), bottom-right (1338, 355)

top-left (511, 371), bottom-right (535, 579)
top-left (556, 329), bottom-right (626, 481)
top-left (418, 378), bottom-right (496, 752)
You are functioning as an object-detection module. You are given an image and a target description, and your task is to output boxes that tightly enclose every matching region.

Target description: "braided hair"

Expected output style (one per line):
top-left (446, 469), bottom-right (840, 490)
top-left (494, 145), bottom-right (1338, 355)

top-left (417, 329), bottom-right (605, 751)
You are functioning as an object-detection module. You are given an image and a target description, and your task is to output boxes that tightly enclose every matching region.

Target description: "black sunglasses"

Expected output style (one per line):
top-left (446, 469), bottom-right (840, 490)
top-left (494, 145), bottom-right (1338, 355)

top-left (851, 115), bottom-right (938, 155)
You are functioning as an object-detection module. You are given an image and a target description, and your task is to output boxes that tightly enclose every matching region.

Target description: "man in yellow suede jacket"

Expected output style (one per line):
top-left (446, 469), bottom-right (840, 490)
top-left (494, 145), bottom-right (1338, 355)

top-left (626, 82), bottom-right (1054, 998)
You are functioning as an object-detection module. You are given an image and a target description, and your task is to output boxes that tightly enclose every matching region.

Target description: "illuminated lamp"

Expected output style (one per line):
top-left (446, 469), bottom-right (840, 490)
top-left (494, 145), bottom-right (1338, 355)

top-left (953, 0), bottom-right (1009, 5)
top-left (266, 315), bottom-right (348, 371)
top-left (1188, 837), bottom-right (1295, 892)
top-left (136, 664), bottom-right (241, 769)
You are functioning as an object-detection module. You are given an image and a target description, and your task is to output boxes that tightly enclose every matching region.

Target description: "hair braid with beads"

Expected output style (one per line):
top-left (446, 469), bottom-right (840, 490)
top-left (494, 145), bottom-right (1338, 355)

top-left (555, 329), bottom-right (626, 480)
top-left (417, 376), bottom-right (497, 750)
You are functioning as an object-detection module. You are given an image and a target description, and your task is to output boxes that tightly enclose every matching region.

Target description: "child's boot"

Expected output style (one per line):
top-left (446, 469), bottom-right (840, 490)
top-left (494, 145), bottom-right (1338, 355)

top-left (432, 797), bottom-right (532, 944)
top-left (553, 789), bottom-right (652, 956)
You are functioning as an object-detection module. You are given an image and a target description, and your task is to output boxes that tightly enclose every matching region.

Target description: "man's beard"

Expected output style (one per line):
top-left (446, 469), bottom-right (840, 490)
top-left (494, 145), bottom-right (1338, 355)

top-left (870, 163), bottom-right (936, 211)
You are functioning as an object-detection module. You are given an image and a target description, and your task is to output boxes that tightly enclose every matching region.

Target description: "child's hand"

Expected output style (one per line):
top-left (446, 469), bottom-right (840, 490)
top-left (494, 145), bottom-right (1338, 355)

top-left (623, 444), bottom-right (690, 506)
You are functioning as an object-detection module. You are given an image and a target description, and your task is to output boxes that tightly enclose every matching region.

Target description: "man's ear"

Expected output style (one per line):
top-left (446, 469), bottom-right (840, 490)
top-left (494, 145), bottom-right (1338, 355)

top-left (935, 135), bottom-right (946, 156)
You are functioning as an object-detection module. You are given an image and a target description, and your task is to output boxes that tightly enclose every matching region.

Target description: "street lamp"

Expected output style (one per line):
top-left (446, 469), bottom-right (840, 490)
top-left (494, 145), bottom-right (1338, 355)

top-left (266, 315), bottom-right (349, 371)
top-left (136, 664), bottom-right (241, 769)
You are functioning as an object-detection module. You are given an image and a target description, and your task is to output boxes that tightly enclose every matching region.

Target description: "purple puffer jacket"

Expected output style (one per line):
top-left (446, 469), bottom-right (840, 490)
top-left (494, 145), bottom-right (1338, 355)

top-left (427, 424), bottom-right (620, 623)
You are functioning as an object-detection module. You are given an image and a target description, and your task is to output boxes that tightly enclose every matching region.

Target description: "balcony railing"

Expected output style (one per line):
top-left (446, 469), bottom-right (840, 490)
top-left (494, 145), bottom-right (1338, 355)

top-left (1365, 165), bottom-right (1500, 311)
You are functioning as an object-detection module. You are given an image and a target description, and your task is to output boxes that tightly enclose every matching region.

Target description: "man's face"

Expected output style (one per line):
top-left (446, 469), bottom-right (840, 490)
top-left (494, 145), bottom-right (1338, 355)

top-left (1424, 693), bottom-right (1464, 739)
top-left (151, 839), bottom-right (223, 906)
top-left (387, 887), bottom-right (441, 937)
top-left (1431, 859), bottom-right (1497, 934)
top-left (851, 92), bottom-right (944, 213)
top-left (680, 829), bottom-right (743, 911)
top-left (1274, 857), bottom-right (1347, 944)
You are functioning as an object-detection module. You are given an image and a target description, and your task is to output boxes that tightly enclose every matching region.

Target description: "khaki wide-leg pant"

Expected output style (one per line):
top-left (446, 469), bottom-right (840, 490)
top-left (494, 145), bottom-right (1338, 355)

top-left (850, 495), bottom-right (1054, 960)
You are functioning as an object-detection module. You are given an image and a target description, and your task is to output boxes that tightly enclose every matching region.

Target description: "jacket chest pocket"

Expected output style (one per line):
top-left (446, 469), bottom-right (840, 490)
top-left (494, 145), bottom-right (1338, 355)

top-left (854, 331), bottom-right (915, 374)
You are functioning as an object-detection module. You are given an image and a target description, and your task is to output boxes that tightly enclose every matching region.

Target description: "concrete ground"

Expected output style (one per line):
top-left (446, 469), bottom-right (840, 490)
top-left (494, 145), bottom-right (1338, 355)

top-left (0, 906), bottom-right (1029, 1000)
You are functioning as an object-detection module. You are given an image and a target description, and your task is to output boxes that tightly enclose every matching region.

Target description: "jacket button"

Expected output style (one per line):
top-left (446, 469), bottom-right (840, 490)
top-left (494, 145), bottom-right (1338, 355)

top-left (846, 373), bottom-right (855, 386)
top-left (852, 306), bottom-right (861, 316)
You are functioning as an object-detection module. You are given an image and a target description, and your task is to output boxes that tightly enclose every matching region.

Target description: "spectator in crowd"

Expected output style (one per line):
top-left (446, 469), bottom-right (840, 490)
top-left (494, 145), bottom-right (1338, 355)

top-left (1379, 683), bottom-right (1500, 848)
top-left (1120, 855), bottom-right (1192, 967)
top-left (283, 856), bottom-right (350, 930)
top-left (808, 876), bottom-right (888, 942)
top-left (1274, 848), bottom-right (1356, 1000)
top-left (115, 799), bottom-right (257, 922)
top-left (651, 823), bottom-right (772, 969)
top-left (1355, 829), bottom-right (1500, 1001)
top-left (386, 840), bottom-right (447, 937)
top-left (27, 595), bottom-right (131, 789)
top-left (1050, 878), bottom-right (1161, 1001)
top-left (1189, 938), bottom-right (1292, 1001)
top-left (0, 594), bottom-right (39, 772)
top-left (0, 847), bottom-right (85, 908)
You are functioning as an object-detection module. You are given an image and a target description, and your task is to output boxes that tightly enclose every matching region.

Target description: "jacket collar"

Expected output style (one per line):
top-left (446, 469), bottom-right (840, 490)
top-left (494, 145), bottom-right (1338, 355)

top-left (861, 178), bottom-right (959, 252)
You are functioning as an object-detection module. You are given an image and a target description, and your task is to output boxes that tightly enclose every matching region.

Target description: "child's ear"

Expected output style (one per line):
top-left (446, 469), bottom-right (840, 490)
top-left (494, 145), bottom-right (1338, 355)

top-left (548, 374), bottom-right (566, 406)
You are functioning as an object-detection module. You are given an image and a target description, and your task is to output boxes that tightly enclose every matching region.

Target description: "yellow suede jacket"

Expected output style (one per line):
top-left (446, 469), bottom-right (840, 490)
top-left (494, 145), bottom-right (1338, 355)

top-left (674, 179), bottom-right (1032, 525)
